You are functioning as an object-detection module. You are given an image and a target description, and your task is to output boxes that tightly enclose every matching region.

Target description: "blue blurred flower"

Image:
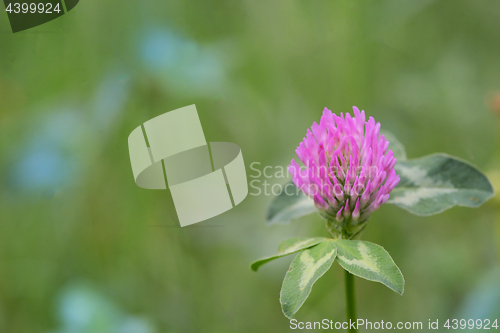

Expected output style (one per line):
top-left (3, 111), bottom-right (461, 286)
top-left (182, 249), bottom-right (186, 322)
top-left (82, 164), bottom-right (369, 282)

top-left (457, 267), bottom-right (500, 320)
top-left (50, 281), bottom-right (156, 333)
top-left (140, 28), bottom-right (228, 97)
top-left (6, 73), bottom-right (129, 194)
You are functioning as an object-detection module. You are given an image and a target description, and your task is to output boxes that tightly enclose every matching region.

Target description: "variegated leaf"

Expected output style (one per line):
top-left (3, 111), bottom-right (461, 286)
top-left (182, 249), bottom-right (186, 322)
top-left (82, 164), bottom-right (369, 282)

top-left (266, 181), bottom-right (317, 224)
top-left (280, 240), bottom-right (337, 319)
top-left (250, 237), bottom-right (328, 272)
top-left (389, 154), bottom-right (494, 216)
top-left (335, 239), bottom-right (404, 295)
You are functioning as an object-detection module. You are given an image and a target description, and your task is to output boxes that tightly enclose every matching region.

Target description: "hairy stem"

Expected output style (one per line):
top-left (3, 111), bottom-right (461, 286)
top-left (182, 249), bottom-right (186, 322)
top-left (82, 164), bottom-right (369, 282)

top-left (345, 270), bottom-right (357, 332)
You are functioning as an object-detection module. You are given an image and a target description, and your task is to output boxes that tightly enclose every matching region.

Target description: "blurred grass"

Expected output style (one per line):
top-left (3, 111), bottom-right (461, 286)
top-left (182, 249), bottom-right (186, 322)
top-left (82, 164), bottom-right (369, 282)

top-left (0, 0), bottom-right (499, 332)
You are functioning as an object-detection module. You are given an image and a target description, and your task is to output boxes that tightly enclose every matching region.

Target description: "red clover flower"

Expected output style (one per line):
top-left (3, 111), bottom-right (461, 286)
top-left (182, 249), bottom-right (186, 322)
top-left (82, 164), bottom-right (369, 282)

top-left (288, 107), bottom-right (400, 238)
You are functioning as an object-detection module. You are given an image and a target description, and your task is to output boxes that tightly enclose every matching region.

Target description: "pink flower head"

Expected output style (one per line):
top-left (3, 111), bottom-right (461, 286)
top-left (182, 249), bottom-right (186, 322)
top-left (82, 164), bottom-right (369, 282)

top-left (288, 106), bottom-right (400, 225)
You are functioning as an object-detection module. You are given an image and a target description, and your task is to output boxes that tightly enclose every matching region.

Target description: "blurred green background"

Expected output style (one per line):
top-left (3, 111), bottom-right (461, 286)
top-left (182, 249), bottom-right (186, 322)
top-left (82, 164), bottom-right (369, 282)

top-left (1, 1), bottom-right (500, 332)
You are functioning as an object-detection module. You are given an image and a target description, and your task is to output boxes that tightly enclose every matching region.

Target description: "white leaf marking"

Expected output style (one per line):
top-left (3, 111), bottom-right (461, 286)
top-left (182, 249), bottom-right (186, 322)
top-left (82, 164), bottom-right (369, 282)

top-left (396, 165), bottom-right (454, 187)
top-left (338, 242), bottom-right (380, 273)
top-left (299, 247), bottom-right (336, 290)
top-left (279, 239), bottom-right (317, 254)
top-left (397, 165), bottom-right (428, 185)
top-left (391, 188), bottom-right (457, 206)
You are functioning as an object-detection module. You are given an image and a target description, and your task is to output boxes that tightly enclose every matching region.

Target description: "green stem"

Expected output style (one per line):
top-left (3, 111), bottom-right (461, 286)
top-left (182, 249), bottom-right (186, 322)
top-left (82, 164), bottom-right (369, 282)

top-left (345, 270), bottom-right (357, 333)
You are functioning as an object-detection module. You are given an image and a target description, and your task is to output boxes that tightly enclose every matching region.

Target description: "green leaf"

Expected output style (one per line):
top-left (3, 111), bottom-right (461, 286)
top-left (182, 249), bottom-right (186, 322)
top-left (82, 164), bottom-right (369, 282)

top-left (250, 237), bottom-right (328, 272)
top-left (280, 240), bottom-right (337, 319)
top-left (381, 130), bottom-right (407, 161)
top-left (335, 239), bottom-right (404, 295)
top-left (266, 181), bottom-right (317, 224)
top-left (389, 153), bottom-right (494, 216)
